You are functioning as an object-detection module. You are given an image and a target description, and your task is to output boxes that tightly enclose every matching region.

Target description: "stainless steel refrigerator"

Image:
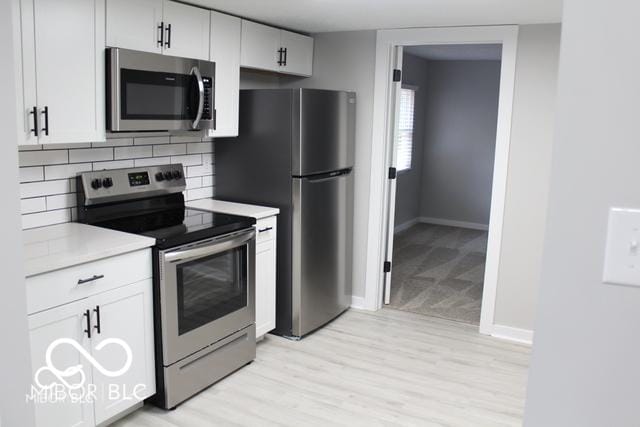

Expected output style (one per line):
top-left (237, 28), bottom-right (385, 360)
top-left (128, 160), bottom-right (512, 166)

top-left (216, 89), bottom-right (355, 338)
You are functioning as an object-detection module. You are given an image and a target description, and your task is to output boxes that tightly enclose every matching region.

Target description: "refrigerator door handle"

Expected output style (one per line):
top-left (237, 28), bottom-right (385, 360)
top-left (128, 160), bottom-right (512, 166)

top-left (302, 168), bottom-right (352, 183)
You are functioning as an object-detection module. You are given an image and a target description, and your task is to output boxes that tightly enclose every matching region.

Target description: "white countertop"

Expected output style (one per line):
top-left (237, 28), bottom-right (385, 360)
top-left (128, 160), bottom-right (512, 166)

top-left (187, 199), bottom-right (280, 220)
top-left (23, 223), bottom-right (156, 277)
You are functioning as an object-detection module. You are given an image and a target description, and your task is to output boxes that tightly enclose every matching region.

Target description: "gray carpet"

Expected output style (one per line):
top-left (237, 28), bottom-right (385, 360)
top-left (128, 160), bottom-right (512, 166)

top-left (389, 223), bottom-right (488, 325)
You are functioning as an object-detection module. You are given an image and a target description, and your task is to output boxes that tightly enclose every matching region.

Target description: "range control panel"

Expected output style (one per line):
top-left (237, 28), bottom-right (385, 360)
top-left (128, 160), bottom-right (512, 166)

top-left (77, 164), bottom-right (186, 206)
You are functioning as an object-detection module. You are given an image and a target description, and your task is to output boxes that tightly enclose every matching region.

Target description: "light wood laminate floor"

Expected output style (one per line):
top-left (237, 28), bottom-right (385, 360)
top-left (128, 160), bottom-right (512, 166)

top-left (114, 309), bottom-right (530, 427)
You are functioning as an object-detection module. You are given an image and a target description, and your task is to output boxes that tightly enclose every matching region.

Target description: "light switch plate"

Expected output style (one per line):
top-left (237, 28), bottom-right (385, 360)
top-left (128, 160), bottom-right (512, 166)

top-left (603, 207), bottom-right (640, 286)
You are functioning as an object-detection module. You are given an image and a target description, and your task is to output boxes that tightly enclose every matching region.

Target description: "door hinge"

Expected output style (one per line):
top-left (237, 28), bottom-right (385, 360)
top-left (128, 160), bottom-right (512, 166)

top-left (388, 167), bottom-right (397, 179)
top-left (383, 261), bottom-right (392, 273)
top-left (392, 69), bottom-right (402, 82)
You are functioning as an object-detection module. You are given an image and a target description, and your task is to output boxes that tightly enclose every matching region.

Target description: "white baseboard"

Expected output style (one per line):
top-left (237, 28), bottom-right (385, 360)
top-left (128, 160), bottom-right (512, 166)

top-left (394, 218), bottom-right (420, 234)
top-left (491, 324), bottom-right (534, 345)
top-left (351, 296), bottom-right (366, 310)
top-left (394, 216), bottom-right (489, 233)
top-left (419, 216), bottom-right (489, 231)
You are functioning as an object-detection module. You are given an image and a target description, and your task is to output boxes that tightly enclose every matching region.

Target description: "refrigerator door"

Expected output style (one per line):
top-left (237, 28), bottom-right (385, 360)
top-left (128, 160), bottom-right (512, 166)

top-left (292, 169), bottom-right (354, 336)
top-left (292, 89), bottom-right (356, 176)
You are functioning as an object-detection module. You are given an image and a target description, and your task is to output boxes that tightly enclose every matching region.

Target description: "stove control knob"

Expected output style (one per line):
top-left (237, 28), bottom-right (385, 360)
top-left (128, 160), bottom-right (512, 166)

top-left (172, 170), bottom-right (182, 179)
top-left (102, 177), bottom-right (113, 188)
top-left (164, 171), bottom-right (173, 181)
top-left (91, 178), bottom-right (102, 189)
top-left (155, 172), bottom-right (164, 181)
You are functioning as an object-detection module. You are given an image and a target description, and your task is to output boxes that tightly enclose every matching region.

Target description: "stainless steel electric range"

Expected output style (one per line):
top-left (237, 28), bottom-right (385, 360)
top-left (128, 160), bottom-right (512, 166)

top-left (76, 164), bottom-right (257, 409)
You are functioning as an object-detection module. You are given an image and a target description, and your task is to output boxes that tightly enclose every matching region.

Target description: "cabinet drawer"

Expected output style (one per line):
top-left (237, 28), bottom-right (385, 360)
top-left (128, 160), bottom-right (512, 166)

top-left (26, 249), bottom-right (152, 315)
top-left (255, 216), bottom-right (277, 243)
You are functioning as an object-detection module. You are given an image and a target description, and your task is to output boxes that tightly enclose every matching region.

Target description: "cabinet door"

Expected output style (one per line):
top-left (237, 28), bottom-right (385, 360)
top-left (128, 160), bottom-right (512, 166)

top-left (32, 0), bottom-right (105, 144)
top-left (106, 0), bottom-right (164, 54)
top-left (280, 30), bottom-right (314, 77)
top-left (90, 280), bottom-right (155, 425)
top-left (162, 0), bottom-right (210, 60)
top-left (255, 238), bottom-right (277, 339)
top-left (15, 0), bottom-right (38, 146)
top-left (209, 11), bottom-right (241, 138)
top-left (240, 20), bottom-right (281, 72)
top-left (28, 299), bottom-right (94, 427)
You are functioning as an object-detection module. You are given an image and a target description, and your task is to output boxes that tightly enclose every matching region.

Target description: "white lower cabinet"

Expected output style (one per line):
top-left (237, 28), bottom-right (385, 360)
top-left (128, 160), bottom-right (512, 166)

top-left (26, 250), bottom-right (155, 427)
top-left (255, 216), bottom-right (277, 339)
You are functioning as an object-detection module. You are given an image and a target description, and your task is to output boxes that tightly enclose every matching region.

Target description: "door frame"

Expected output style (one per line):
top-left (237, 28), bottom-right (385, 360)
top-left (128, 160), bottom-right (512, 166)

top-left (364, 25), bottom-right (519, 336)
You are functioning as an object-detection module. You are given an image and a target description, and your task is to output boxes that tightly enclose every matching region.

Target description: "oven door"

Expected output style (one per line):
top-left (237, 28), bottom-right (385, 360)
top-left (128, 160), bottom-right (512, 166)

top-left (107, 47), bottom-right (215, 132)
top-left (158, 228), bottom-right (255, 366)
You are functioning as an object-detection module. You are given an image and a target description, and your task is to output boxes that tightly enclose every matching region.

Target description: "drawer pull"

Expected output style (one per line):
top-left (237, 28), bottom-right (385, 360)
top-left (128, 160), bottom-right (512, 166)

top-left (77, 274), bottom-right (104, 285)
top-left (93, 305), bottom-right (101, 334)
top-left (258, 227), bottom-right (273, 233)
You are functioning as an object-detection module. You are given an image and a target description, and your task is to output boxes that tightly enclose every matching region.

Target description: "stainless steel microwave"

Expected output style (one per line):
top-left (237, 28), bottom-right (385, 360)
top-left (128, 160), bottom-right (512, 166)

top-left (107, 48), bottom-right (215, 132)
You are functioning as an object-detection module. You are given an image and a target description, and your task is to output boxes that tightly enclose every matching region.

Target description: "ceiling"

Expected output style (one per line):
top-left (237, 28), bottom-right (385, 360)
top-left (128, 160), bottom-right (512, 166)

top-left (187, 0), bottom-right (563, 33)
top-left (404, 44), bottom-right (502, 61)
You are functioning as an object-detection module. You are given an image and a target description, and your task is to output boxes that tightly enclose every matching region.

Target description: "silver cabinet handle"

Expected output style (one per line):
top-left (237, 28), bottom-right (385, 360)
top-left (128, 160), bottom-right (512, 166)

top-left (77, 274), bottom-right (104, 285)
top-left (191, 66), bottom-right (204, 129)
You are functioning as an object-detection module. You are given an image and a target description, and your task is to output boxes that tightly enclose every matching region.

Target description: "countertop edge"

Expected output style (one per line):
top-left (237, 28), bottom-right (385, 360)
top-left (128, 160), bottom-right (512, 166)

top-left (186, 199), bottom-right (280, 220)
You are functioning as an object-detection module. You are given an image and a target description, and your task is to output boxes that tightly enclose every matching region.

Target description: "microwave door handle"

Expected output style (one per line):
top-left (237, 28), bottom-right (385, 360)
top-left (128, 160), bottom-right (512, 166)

top-left (190, 66), bottom-right (205, 129)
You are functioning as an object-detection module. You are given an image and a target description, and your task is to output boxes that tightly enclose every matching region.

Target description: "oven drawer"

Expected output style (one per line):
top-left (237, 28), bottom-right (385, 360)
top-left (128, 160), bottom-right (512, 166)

top-left (161, 324), bottom-right (256, 409)
top-left (255, 216), bottom-right (277, 243)
top-left (26, 249), bottom-right (152, 315)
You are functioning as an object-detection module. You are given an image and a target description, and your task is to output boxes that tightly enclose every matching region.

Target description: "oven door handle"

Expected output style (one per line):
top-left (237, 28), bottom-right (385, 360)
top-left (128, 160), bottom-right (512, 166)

top-left (190, 66), bottom-right (205, 130)
top-left (164, 229), bottom-right (255, 263)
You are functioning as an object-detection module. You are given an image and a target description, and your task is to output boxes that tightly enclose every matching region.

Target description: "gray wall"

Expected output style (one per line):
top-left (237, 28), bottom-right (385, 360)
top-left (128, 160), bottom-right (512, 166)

top-left (494, 24), bottom-right (561, 331)
top-left (419, 60), bottom-right (500, 226)
top-left (394, 53), bottom-right (427, 227)
top-left (1, 0), bottom-right (35, 425)
top-left (524, 2), bottom-right (640, 424)
top-left (280, 30), bottom-right (377, 299)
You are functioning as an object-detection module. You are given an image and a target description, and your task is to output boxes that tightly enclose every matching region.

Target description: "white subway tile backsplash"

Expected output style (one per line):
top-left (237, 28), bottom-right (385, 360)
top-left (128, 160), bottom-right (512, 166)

top-left (22, 209), bottom-right (71, 230)
top-left (114, 146), bottom-right (152, 160)
top-left (21, 179), bottom-right (74, 198)
top-left (187, 142), bottom-right (214, 154)
top-left (170, 154), bottom-right (202, 166)
top-left (134, 157), bottom-right (170, 167)
top-left (17, 135), bottom-right (215, 229)
top-left (153, 144), bottom-right (186, 157)
top-left (46, 193), bottom-right (77, 210)
top-left (93, 160), bottom-right (135, 170)
top-left (44, 163), bottom-right (92, 180)
top-left (21, 197), bottom-right (46, 214)
top-left (19, 150), bottom-right (68, 167)
top-left (19, 166), bottom-right (44, 183)
top-left (134, 136), bottom-right (170, 145)
top-left (69, 148), bottom-right (113, 163)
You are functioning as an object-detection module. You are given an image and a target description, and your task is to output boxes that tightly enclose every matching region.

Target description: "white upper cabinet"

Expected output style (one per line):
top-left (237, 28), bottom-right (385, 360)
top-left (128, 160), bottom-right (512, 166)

top-left (240, 20), bottom-right (313, 77)
top-left (240, 20), bottom-right (281, 72)
top-left (106, 0), bottom-right (163, 54)
top-left (209, 11), bottom-right (241, 138)
top-left (162, 1), bottom-right (210, 60)
top-left (16, 0), bottom-right (105, 145)
top-left (106, 0), bottom-right (209, 60)
top-left (279, 30), bottom-right (314, 77)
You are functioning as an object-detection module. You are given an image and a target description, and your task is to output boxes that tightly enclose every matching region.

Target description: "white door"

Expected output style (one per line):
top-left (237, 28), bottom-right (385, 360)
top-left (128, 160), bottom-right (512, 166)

top-left (209, 11), bottom-right (241, 138)
top-left (240, 20), bottom-right (281, 72)
top-left (383, 46), bottom-right (404, 305)
top-left (162, 0), bottom-right (210, 60)
top-left (90, 280), bottom-right (155, 425)
top-left (255, 238), bottom-right (277, 338)
top-left (28, 299), bottom-right (95, 427)
top-left (106, 0), bottom-right (163, 54)
top-left (279, 30), bottom-right (313, 77)
top-left (32, 0), bottom-right (105, 144)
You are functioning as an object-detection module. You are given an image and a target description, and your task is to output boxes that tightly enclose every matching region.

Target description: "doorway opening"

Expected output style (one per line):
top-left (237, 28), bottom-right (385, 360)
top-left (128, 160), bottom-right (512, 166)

top-left (387, 44), bottom-right (501, 325)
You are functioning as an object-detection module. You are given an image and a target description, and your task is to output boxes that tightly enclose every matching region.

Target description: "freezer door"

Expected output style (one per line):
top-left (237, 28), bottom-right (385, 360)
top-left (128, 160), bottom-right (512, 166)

top-left (292, 89), bottom-right (356, 176)
top-left (292, 169), bottom-right (354, 336)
